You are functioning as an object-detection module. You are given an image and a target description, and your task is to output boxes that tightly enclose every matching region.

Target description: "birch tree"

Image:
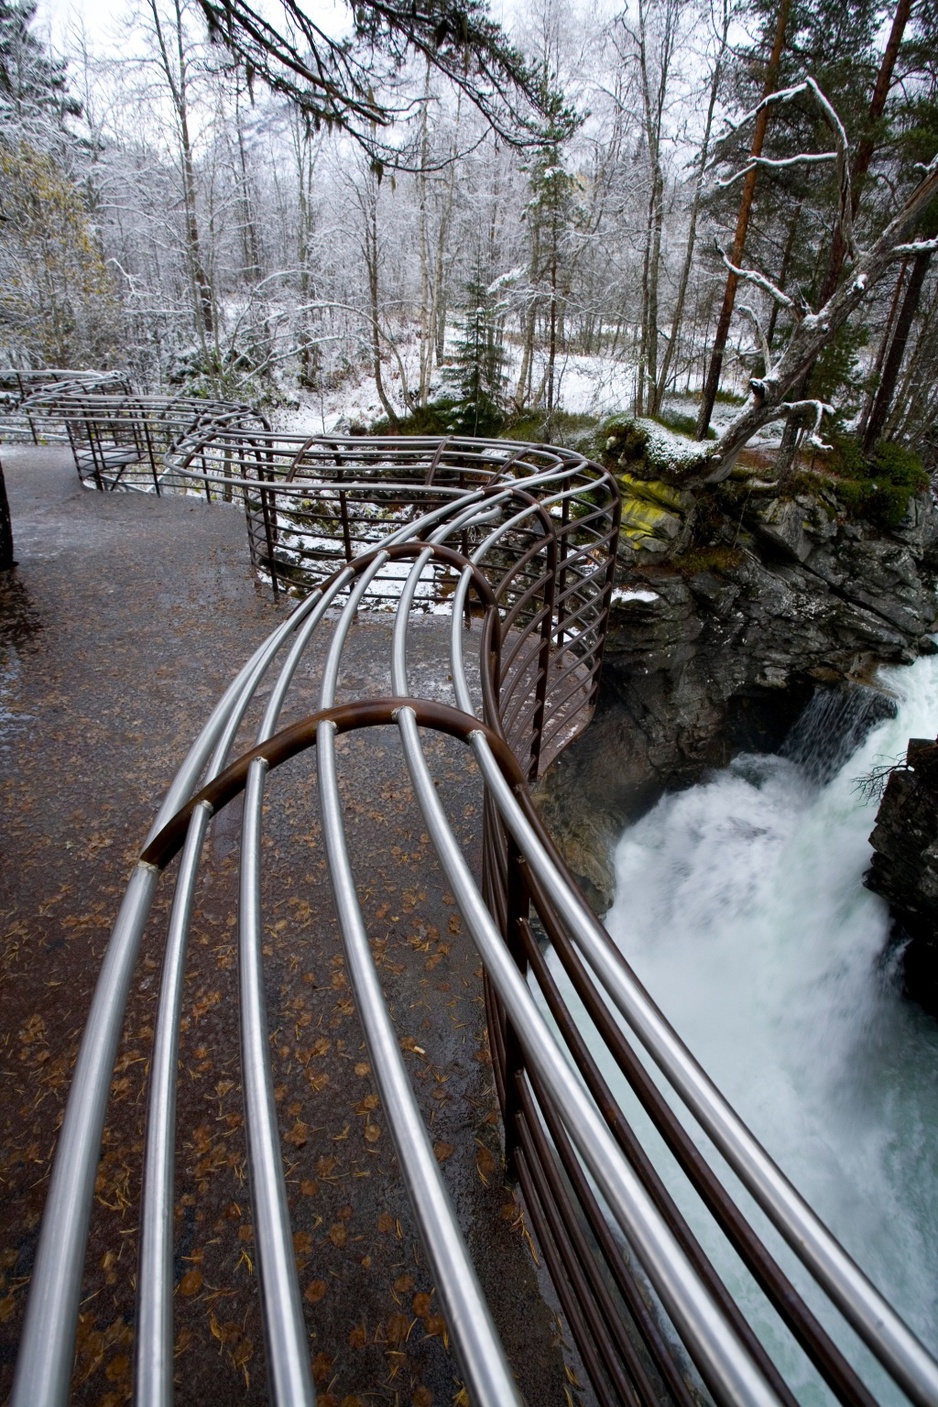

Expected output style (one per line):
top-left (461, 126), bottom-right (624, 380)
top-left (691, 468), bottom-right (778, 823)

top-left (612, 0), bottom-right (681, 417)
top-left (652, 0), bottom-right (734, 414)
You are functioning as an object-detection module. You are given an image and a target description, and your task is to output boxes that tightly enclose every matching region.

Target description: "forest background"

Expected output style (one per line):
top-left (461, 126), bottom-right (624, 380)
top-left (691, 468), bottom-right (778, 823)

top-left (2, 0), bottom-right (938, 478)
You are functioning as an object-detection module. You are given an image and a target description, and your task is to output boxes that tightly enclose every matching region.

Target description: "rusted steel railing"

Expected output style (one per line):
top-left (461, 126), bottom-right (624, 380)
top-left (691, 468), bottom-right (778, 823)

top-left (19, 389), bottom-right (269, 490)
top-left (0, 370), bottom-right (131, 444)
top-left (11, 420), bottom-right (938, 1407)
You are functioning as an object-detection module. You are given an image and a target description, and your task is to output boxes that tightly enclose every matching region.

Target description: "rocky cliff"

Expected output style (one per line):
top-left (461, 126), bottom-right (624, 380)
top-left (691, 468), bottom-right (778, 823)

top-left (536, 427), bottom-right (938, 913)
top-left (865, 739), bottom-right (938, 1016)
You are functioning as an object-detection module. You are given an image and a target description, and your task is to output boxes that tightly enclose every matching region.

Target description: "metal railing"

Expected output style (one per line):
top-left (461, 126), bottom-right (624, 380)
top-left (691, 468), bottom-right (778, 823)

top-left (10, 418), bottom-right (938, 1407)
top-left (0, 370), bottom-right (131, 443)
top-left (19, 388), bottom-right (269, 490)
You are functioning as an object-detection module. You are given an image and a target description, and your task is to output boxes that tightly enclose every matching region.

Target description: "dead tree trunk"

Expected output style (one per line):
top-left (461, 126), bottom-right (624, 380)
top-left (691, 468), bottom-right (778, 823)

top-left (776, 0), bottom-right (912, 466)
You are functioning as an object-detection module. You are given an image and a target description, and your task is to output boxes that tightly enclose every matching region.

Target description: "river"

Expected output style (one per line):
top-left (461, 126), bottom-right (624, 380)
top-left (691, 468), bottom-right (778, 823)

top-left (597, 653), bottom-right (938, 1404)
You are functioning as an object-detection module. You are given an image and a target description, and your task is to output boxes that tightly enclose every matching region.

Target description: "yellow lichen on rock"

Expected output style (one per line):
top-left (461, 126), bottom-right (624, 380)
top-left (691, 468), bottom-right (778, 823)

top-left (619, 473), bottom-right (686, 513)
top-left (618, 491), bottom-right (682, 553)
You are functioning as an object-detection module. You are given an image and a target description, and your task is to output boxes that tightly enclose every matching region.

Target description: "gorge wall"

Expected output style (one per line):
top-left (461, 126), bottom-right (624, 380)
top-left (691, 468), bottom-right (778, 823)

top-left (536, 429), bottom-right (938, 922)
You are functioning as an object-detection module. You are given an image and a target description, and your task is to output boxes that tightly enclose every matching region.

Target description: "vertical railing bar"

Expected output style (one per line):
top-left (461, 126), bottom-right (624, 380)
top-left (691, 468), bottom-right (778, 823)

top-left (240, 758), bottom-right (317, 1407)
top-left (135, 801), bottom-right (212, 1407)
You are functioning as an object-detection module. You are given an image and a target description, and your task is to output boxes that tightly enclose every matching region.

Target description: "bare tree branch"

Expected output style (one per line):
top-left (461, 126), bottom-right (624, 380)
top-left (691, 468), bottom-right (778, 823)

top-left (715, 150), bottom-right (836, 190)
top-left (737, 303), bottom-right (772, 376)
top-left (892, 237), bottom-right (938, 257)
top-left (701, 153), bottom-right (938, 479)
top-left (717, 240), bottom-right (793, 309)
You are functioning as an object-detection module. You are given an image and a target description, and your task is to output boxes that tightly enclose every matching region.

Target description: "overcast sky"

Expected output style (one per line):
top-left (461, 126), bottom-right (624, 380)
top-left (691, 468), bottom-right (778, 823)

top-left (33, 0), bottom-right (517, 55)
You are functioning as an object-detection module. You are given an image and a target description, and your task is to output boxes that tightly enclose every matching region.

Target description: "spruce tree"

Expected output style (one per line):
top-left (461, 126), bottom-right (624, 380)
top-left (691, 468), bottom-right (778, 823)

top-left (443, 276), bottom-right (508, 435)
top-left (0, 0), bottom-right (81, 140)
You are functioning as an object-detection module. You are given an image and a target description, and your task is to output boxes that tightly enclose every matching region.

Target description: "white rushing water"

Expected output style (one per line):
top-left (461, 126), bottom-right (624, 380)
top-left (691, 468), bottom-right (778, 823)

top-left (598, 652), bottom-right (938, 1404)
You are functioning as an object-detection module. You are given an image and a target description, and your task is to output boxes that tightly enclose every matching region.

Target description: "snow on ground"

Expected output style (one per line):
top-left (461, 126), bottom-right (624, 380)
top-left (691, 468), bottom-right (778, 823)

top-left (268, 328), bottom-right (778, 446)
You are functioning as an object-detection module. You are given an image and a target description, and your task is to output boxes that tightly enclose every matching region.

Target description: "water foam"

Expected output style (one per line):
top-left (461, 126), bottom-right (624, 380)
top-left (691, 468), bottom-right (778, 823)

top-left (597, 654), bottom-right (938, 1402)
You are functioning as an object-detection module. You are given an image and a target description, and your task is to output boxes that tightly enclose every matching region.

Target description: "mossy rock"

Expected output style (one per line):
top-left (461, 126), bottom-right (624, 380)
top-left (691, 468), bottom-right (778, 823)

top-left (619, 495), bottom-right (683, 549)
top-left (602, 416), bottom-right (708, 484)
top-left (619, 472), bottom-right (690, 514)
top-left (822, 436), bottom-right (928, 531)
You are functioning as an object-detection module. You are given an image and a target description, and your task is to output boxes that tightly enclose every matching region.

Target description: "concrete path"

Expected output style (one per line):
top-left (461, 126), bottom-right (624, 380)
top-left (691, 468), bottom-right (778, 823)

top-left (0, 449), bottom-right (571, 1406)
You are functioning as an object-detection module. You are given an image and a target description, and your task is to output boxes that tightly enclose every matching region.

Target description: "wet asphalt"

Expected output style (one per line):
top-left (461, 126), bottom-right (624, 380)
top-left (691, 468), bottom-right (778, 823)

top-left (0, 448), bottom-right (575, 1407)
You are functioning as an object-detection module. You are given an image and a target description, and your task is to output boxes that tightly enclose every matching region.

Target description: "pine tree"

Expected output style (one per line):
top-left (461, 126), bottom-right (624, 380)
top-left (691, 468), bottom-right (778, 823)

top-left (0, 0), bottom-right (81, 141)
top-left (0, 1), bottom-right (120, 366)
top-left (443, 276), bottom-right (508, 435)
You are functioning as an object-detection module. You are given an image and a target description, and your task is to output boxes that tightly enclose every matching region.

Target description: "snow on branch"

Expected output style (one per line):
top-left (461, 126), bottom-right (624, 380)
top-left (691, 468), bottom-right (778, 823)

top-left (718, 80), bottom-right (811, 139)
top-left (891, 237), bottom-right (938, 257)
top-left (752, 396), bottom-right (835, 446)
top-left (715, 76), bottom-right (857, 262)
top-left (716, 240), bottom-right (793, 310)
top-left (803, 77), bottom-right (855, 263)
top-left (716, 151), bottom-right (837, 190)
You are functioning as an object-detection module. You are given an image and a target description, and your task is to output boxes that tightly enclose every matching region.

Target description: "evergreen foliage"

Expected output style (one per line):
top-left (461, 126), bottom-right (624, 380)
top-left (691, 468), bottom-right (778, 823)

top-left (195, 0), bottom-right (563, 154)
top-left (0, 0), bottom-right (80, 139)
top-left (826, 433), bottom-right (928, 529)
top-left (442, 276), bottom-right (508, 434)
top-left (0, 7), bottom-right (119, 366)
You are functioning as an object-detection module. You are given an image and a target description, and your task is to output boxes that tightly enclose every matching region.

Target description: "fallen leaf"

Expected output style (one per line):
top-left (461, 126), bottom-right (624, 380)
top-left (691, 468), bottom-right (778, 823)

top-left (178, 1269), bottom-right (202, 1297)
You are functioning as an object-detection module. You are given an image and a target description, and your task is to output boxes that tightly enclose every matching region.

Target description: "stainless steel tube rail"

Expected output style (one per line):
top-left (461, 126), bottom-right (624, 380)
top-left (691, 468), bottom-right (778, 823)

top-left (12, 432), bottom-right (938, 1407)
top-left (19, 389), bottom-right (269, 490)
top-left (0, 370), bottom-right (131, 443)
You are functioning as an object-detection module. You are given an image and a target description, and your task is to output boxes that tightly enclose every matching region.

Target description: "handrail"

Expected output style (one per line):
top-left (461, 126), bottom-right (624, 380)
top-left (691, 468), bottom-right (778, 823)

top-left (0, 369), bottom-right (131, 443)
top-left (10, 417), bottom-right (938, 1407)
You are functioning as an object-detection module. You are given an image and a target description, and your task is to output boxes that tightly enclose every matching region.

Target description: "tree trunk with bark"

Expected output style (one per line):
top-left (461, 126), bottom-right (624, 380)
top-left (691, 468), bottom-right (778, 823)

top-left (696, 0), bottom-right (792, 439)
top-left (863, 247), bottom-right (933, 452)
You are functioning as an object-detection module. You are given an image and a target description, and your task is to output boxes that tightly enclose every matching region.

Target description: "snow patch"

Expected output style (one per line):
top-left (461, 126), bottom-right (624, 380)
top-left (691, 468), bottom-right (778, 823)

top-left (611, 587), bottom-right (659, 604)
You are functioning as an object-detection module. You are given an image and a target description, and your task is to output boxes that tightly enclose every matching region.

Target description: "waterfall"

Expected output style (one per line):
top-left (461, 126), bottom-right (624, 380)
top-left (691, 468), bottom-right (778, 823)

top-left (596, 655), bottom-right (938, 1404)
top-left (780, 682), bottom-right (897, 784)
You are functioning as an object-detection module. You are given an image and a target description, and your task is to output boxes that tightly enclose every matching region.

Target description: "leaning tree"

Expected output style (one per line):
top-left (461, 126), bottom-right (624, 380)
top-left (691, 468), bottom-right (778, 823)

top-left (696, 76), bottom-right (938, 482)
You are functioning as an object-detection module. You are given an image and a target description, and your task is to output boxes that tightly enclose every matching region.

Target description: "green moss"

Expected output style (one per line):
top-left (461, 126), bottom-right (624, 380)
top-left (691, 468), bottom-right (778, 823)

top-left (653, 408), bottom-right (716, 440)
top-left (672, 545), bottom-right (745, 577)
top-left (824, 435), bottom-right (928, 529)
top-left (619, 496), bottom-right (681, 539)
top-left (619, 473), bottom-right (685, 512)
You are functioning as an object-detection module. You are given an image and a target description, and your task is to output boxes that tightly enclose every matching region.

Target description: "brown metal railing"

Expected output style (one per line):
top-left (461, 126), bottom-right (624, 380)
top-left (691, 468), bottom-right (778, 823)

top-left (0, 370), bottom-right (131, 443)
top-left (19, 389), bottom-right (269, 489)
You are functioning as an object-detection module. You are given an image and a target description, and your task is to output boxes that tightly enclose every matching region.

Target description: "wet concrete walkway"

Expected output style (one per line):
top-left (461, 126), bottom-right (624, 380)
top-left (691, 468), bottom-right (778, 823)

top-left (0, 449), bottom-right (571, 1406)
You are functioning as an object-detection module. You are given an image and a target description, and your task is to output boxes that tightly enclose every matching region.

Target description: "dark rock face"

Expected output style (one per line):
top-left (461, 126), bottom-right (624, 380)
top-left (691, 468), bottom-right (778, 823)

top-left (865, 740), bottom-right (938, 1015)
top-left (537, 481), bottom-right (938, 912)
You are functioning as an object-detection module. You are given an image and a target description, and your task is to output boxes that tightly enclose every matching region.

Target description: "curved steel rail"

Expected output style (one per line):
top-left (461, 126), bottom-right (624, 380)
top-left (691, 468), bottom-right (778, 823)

top-left (11, 430), bottom-right (938, 1407)
top-left (0, 370), bottom-right (131, 444)
top-left (19, 388), bottom-right (270, 491)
